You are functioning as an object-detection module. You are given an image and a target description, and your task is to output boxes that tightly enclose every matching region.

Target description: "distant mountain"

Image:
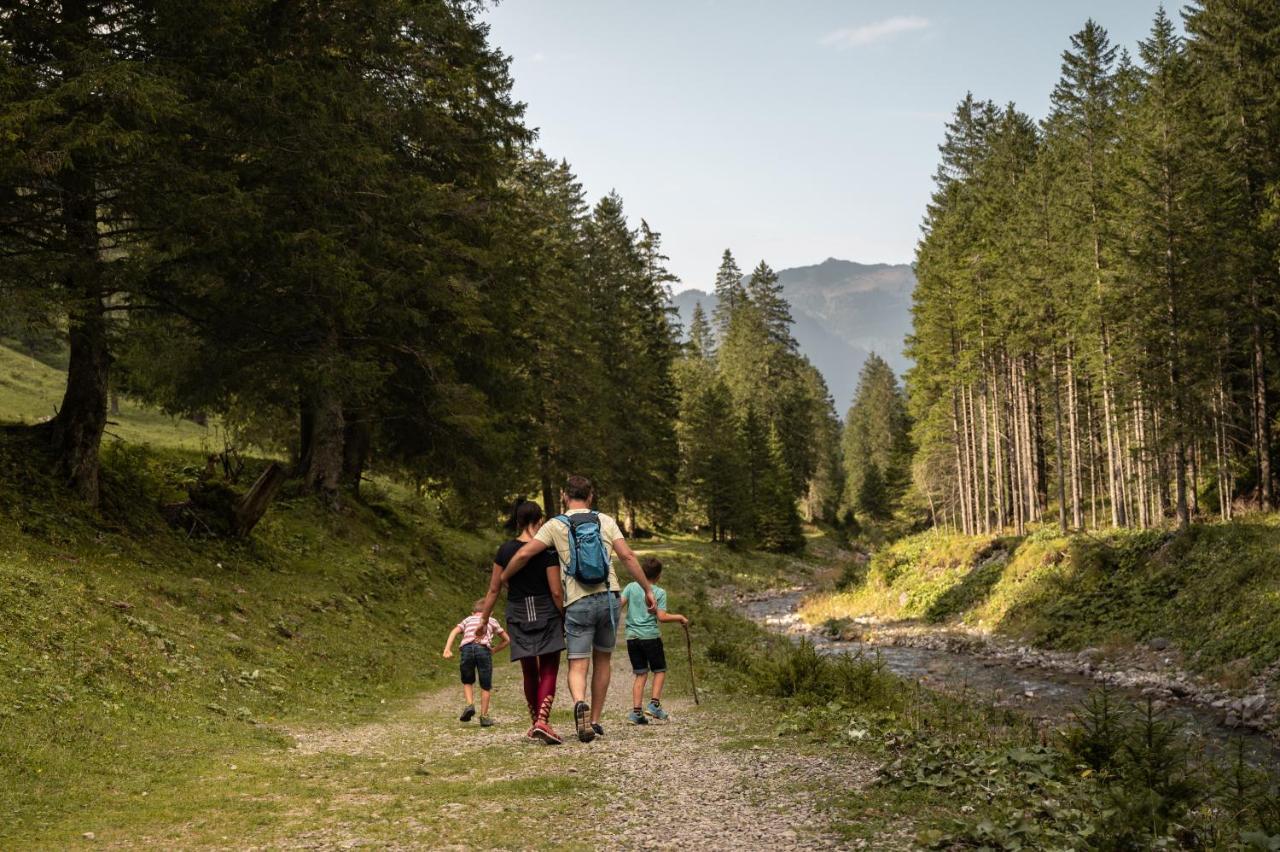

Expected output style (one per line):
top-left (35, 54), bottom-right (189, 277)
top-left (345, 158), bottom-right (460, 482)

top-left (672, 258), bottom-right (914, 415)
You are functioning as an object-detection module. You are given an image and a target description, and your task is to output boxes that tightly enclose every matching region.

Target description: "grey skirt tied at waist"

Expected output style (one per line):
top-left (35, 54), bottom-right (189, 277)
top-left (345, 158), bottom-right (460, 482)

top-left (505, 593), bottom-right (559, 628)
top-left (504, 593), bottom-right (566, 661)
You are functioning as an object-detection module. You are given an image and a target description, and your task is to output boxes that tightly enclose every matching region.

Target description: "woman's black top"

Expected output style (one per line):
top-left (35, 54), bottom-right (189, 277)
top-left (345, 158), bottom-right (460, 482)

top-left (495, 539), bottom-right (560, 601)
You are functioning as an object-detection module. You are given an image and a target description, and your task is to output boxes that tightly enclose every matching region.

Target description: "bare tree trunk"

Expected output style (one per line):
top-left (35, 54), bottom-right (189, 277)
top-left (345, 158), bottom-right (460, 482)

top-left (978, 379), bottom-right (991, 534)
top-left (1086, 381), bottom-right (1099, 530)
top-left (1249, 295), bottom-right (1273, 508)
top-left (1051, 350), bottom-right (1068, 533)
top-left (302, 388), bottom-right (345, 501)
top-left (951, 388), bottom-right (971, 535)
top-left (48, 171), bottom-right (109, 505)
top-left (1066, 345), bottom-right (1083, 529)
top-left (341, 414), bottom-right (372, 496)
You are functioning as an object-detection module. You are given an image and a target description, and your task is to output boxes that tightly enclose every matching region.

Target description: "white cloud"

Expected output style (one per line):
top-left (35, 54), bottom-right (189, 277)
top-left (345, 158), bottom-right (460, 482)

top-left (530, 51), bottom-right (546, 63)
top-left (820, 15), bottom-right (931, 48)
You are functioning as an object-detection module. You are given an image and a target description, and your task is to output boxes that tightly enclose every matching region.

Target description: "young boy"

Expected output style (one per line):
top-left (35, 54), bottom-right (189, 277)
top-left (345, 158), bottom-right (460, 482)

top-left (442, 599), bottom-right (509, 727)
top-left (619, 557), bottom-right (688, 724)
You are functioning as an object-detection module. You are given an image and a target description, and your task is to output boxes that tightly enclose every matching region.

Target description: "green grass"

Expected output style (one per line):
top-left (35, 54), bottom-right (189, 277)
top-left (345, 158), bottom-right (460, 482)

top-left (0, 388), bottom-right (823, 848)
top-left (0, 432), bottom-right (500, 845)
top-left (0, 342), bottom-right (216, 451)
top-left (802, 519), bottom-right (1280, 676)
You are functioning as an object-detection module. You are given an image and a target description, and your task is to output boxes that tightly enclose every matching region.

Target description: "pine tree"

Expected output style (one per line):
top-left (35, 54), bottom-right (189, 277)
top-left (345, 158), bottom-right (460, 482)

top-left (681, 377), bottom-right (750, 541)
top-left (1184, 0), bottom-right (1280, 509)
top-left (746, 261), bottom-right (796, 351)
top-left (0, 0), bottom-right (195, 503)
top-left (687, 302), bottom-right (713, 359)
top-left (710, 249), bottom-right (746, 339)
top-left (857, 462), bottom-right (891, 521)
top-left (753, 425), bottom-right (805, 552)
top-left (842, 354), bottom-right (911, 513)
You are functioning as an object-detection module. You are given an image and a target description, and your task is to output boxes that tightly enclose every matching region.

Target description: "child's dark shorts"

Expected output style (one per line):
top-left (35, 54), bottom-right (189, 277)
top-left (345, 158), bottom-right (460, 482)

top-left (459, 643), bottom-right (493, 690)
top-left (626, 637), bottom-right (667, 675)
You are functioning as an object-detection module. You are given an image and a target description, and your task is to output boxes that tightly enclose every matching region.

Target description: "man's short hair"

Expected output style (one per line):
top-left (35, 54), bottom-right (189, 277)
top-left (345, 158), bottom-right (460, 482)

top-left (564, 475), bottom-right (593, 501)
top-left (641, 557), bottom-right (662, 581)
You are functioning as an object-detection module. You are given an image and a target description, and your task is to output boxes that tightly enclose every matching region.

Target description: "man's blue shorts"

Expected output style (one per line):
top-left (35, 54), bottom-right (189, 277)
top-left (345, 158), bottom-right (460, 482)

top-left (564, 592), bottom-right (619, 660)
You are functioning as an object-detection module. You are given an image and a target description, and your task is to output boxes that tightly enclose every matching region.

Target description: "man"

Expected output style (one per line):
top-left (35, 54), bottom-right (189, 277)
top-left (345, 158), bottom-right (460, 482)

top-left (478, 475), bottom-right (657, 743)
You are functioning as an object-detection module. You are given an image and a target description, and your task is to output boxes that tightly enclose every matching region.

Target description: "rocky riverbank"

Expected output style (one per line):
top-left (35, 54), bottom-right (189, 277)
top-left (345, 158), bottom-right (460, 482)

top-left (729, 586), bottom-right (1280, 739)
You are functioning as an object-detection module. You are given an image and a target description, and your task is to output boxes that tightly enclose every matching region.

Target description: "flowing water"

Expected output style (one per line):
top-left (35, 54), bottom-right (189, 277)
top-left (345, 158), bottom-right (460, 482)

top-left (742, 589), bottom-right (1280, 767)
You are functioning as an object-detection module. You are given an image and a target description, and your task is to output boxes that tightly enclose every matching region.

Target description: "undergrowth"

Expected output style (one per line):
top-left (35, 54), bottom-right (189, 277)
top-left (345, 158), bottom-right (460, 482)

top-left (752, 641), bottom-right (1280, 849)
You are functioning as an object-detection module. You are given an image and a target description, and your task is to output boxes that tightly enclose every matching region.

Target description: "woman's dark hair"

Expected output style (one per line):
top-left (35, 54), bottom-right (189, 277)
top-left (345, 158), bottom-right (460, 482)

top-left (505, 500), bottom-right (544, 534)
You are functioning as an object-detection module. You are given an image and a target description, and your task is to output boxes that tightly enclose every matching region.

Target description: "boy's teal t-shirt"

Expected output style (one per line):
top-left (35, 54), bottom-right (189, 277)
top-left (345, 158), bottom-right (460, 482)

top-left (622, 582), bottom-right (667, 640)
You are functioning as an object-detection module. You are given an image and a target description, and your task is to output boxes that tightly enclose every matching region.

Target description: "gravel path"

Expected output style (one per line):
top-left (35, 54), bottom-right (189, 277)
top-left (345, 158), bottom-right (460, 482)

top-left (277, 642), bottom-right (896, 850)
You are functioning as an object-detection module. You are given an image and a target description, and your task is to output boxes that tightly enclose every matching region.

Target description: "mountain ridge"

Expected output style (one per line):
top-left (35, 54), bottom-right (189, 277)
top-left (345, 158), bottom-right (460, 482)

top-left (672, 257), bottom-right (915, 414)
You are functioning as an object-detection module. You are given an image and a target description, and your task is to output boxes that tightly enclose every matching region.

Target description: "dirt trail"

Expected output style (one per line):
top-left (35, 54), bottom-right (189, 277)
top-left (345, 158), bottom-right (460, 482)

top-left (275, 643), bottom-right (893, 851)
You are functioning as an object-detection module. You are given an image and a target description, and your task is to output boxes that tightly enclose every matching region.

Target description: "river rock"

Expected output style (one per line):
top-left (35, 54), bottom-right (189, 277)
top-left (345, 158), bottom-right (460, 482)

top-left (1148, 637), bottom-right (1171, 651)
top-left (1242, 694), bottom-right (1269, 721)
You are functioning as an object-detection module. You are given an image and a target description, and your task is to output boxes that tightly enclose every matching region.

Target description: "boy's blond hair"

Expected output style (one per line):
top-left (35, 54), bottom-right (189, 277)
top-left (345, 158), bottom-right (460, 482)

top-left (473, 598), bottom-right (487, 611)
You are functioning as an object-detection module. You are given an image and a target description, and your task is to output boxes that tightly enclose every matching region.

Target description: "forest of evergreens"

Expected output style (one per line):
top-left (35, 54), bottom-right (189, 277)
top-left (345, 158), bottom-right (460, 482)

top-left (5, 2), bottom-right (1279, 548)
top-left (909, 6), bottom-right (1280, 536)
top-left (0, 0), bottom-right (844, 550)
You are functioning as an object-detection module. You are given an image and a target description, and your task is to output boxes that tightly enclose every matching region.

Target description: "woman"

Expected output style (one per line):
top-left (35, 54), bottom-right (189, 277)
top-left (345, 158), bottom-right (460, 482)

top-left (484, 500), bottom-right (565, 745)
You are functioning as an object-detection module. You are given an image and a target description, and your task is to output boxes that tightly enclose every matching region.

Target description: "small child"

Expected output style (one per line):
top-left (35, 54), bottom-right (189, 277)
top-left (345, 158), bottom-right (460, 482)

top-left (619, 557), bottom-right (688, 724)
top-left (442, 599), bottom-right (509, 727)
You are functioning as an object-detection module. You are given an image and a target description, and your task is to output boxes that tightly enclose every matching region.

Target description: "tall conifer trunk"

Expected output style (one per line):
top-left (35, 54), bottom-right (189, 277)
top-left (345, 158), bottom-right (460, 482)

top-left (43, 0), bottom-right (110, 506)
top-left (302, 388), bottom-right (345, 500)
top-left (1051, 350), bottom-right (1068, 532)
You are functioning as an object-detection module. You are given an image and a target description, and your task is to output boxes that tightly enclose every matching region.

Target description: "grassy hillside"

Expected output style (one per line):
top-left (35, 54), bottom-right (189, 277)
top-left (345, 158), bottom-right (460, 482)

top-left (0, 397), bottom-right (811, 847)
top-left (0, 343), bottom-right (213, 450)
top-left (0, 436), bottom-right (497, 842)
top-left (803, 520), bottom-right (1280, 676)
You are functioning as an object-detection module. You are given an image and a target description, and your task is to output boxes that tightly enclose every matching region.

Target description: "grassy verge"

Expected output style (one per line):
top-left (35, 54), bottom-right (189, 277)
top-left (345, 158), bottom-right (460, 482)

top-left (0, 434), bottom-right (497, 845)
top-left (801, 520), bottom-right (1280, 676)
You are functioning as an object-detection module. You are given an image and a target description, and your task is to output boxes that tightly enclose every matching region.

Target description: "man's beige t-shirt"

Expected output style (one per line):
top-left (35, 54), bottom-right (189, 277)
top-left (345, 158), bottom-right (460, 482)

top-left (535, 508), bottom-right (624, 607)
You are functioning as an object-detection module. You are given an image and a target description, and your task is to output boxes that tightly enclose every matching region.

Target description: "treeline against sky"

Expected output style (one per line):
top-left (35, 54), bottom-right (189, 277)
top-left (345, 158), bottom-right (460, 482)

top-left (909, 4), bottom-right (1280, 534)
top-left (0, 1), bottom-right (852, 548)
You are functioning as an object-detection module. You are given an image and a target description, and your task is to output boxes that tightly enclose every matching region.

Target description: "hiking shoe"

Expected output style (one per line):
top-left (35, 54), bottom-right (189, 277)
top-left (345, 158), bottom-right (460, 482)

top-left (459, 704), bottom-right (475, 723)
top-left (573, 701), bottom-right (595, 743)
top-left (531, 720), bottom-right (563, 745)
top-left (627, 708), bottom-right (649, 726)
top-left (646, 699), bottom-right (669, 721)
top-left (480, 716), bottom-right (494, 728)
top-left (591, 722), bottom-right (606, 737)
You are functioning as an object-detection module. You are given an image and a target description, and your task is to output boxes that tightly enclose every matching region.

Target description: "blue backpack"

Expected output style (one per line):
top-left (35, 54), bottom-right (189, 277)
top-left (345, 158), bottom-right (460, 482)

top-left (556, 512), bottom-right (612, 586)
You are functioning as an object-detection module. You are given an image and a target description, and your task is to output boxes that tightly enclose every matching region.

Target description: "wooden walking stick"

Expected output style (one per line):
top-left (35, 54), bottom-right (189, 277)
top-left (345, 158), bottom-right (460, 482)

top-left (682, 623), bottom-right (700, 705)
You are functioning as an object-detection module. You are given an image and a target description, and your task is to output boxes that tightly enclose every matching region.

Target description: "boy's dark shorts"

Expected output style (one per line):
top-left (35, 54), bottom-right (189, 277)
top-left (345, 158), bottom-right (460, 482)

top-left (626, 637), bottom-right (667, 675)
top-left (459, 643), bottom-right (493, 690)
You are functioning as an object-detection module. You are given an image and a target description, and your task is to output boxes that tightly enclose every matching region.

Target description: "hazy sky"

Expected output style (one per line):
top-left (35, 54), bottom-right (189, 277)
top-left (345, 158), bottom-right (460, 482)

top-left (485, 1), bottom-right (1176, 292)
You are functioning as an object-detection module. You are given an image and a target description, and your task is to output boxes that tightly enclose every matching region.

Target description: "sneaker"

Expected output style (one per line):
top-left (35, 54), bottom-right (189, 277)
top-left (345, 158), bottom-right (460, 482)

top-left (646, 699), bottom-right (669, 721)
top-left (531, 720), bottom-right (564, 745)
top-left (627, 708), bottom-right (649, 726)
top-left (459, 704), bottom-right (475, 723)
top-left (574, 701), bottom-right (595, 743)
top-left (591, 722), bottom-right (606, 737)
top-left (480, 716), bottom-right (494, 728)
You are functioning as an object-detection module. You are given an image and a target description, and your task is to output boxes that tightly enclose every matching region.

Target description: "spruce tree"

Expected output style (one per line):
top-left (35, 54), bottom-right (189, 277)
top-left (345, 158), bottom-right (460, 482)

top-left (0, 0), bottom-right (194, 503)
top-left (710, 249), bottom-right (746, 339)
top-left (746, 261), bottom-right (797, 351)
